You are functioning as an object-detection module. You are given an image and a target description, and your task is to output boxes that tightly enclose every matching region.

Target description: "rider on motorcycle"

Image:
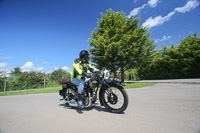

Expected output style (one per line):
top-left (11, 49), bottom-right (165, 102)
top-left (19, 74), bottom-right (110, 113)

top-left (71, 50), bottom-right (98, 109)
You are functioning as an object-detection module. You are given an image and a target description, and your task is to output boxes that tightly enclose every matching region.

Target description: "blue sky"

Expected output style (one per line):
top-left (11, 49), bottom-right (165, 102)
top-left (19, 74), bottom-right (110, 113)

top-left (0, 0), bottom-right (199, 74)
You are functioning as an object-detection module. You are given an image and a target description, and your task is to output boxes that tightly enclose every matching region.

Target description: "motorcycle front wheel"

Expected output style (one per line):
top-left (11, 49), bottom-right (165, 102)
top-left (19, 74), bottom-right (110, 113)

top-left (102, 84), bottom-right (128, 113)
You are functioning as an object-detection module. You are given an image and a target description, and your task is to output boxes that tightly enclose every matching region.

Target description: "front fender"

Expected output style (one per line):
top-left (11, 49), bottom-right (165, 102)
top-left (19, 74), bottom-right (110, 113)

top-left (106, 81), bottom-right (125, 88)
top-left (99, 84), bottom-right (107, 106)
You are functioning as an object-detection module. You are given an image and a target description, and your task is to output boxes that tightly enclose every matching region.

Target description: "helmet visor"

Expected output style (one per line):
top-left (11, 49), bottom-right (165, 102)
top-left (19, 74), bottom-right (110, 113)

top-left (83, 54), bottom-right (90, 62)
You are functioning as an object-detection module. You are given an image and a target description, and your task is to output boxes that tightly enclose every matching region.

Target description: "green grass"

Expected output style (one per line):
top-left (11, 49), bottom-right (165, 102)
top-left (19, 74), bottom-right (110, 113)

top-left (124, 82), bottom-right (155, 89)
top-left (0, 83), bottom-right (155, 96)
top-left (0, 86), bottom-right (61, 96)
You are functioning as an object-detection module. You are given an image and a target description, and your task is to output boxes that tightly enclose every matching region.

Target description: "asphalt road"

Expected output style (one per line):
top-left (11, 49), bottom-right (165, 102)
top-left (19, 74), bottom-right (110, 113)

top-left (0, 83), bottom-right (200, 133)
top-left (126, 78), bottom-right (200, 84)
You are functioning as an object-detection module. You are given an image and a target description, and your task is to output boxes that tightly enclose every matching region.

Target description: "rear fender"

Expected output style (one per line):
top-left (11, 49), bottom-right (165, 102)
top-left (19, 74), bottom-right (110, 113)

top-left (67, 83), bottom-right (77, 90)
top-left (59, 83), bottom-right (77, 96)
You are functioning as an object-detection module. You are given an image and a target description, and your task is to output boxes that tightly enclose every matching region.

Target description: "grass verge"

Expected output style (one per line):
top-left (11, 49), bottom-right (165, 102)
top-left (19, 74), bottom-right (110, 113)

top-left (0, 87), bottom-right (60, 96)
top-left (0, 83), bottom-right (154, 96)
top-left (124, 82), bottom-right (155, 89)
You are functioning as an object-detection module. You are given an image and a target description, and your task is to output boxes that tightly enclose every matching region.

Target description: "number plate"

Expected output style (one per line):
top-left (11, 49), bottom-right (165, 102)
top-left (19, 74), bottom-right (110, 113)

top-left (104, 70), bottom-right (110, 79)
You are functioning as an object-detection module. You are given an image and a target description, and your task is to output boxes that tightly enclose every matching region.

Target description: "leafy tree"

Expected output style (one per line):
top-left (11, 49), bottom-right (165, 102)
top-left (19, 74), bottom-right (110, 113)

top-left (88, 9), bottom-right (156, 82)
top-left (10, 67), bottom-right (22, 76)
top-left (1, 68), bottom-right (72, 91)
top-left (17, 72), bottom-right (44, 89)
top-left (177, 34), bottom-right (200, 78)
top-left (6, 76), bottom-right (20, 91)
top-left (139, 34), bottom-right (200, 79)
top-left (0, 77), bottom-right (4, 91)
top-left (0, 69), bottom-right (9, 91)
top-left (49, 69), bottom-right (71, 82)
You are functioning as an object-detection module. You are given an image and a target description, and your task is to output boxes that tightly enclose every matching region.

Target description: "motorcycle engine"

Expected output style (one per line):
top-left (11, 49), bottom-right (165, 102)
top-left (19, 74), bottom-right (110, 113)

top-left (89, 80), bottom-right (98, 87)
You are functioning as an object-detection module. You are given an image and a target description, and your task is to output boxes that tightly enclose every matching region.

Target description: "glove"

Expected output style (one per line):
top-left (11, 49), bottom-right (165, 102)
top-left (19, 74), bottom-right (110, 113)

top-left (83, 72), bottom-right (91, 78)
top-left (85, 73), bottom-right (91, 78)
top-left (94, 70), bottom-right (99, 73)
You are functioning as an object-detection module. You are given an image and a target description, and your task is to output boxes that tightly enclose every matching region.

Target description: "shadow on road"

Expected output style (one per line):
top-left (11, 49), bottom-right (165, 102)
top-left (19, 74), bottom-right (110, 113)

top-left (59, 103), bottom-right (125, 114)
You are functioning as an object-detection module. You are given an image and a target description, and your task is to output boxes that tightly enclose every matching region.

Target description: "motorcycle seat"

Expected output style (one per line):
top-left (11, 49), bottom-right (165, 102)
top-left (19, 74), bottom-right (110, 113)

top-left (59, 78), bottom-right (72, 84)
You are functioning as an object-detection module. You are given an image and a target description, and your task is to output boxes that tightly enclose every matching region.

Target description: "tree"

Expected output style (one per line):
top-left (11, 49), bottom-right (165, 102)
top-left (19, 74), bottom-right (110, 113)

top-left (0, 70), bottom-right (4, 91)
top-left (178, 34), bottom-right (200, 78)
top-left (0, 69), bottom-right (9, 92)
top-left (138, 34), bottom-right (200, 79)
top-left (17, 72), bottom-right (44, 89)
top-left (49, 69), bottom-right (71, 82)
top-left (10, 67), bottom-right (22, 76)
top-left (88, 9), bottom-right (156, 82)
top-left (0, 77), bottom-right (4, 91)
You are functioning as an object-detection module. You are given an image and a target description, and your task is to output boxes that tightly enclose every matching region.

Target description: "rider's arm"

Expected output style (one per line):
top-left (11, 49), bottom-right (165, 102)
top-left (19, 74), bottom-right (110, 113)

top-left (88, 64), bottom-right (98, 72)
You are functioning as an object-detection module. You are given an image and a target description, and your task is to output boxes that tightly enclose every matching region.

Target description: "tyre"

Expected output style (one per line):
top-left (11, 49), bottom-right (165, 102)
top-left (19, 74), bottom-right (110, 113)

top-left (102, 84), bottom-right (128, 113)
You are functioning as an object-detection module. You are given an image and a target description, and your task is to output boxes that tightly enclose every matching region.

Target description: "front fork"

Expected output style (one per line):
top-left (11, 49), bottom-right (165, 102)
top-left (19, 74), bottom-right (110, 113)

top-left (99, 83), bottom-right (111, 106)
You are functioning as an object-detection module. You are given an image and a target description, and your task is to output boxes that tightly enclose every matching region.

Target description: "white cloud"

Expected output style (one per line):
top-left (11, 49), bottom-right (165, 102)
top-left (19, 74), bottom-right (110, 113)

top-left (142, 0), bottom-right (199, 28)
top-left (0, 63), bottom-right (10, 77)
top-left (47, 66), bottom-right (71, 74)
top-left (142, 11), bottom-right (175, 28)
top-left (61, 66), bottom-right (71, 72)
top-left (21, 61), bottom-right (44, 72)
top-left (0, 63), bottom-right (8, 68)
top-left (47, 67), bottom-right (58, 74)
top-left (148, 0), bottom-right (159, 8)
top-left (21, 62), bottom-right (34, 72)
top-left (128, 0), bottom-right (159, 17)
top-left (175, 0), bottom-right (200, 13)
top-left (128, 4), bottom-right (147, 17)
top-left (53, 67), bottom-right (59, 70)
top-left (161, 35), bottom-right (171, 41)
top-left (42, 61), bottom-right (49, 64)
top-left (47, 67), bottom-right (58, 73)
top-left (36, 67), bottom-right (44, 72)
top-left (0, 68), bottom-right (10, 77)
top-left (155, 35), bottom-right (171, 43)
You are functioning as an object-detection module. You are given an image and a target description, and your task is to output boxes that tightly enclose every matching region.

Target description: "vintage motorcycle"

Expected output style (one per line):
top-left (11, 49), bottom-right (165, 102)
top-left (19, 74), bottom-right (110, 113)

top-left (59, 70), bottom-right (128, 113)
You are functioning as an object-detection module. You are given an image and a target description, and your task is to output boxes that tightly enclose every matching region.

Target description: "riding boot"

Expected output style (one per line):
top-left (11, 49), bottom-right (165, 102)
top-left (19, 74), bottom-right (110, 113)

top-left (77, 94), bottom-right (84, 109)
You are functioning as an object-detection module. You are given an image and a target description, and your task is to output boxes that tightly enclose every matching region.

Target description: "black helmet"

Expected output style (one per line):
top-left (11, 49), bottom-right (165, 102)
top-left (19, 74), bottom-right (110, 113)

top-left (79, 50), bottom-right (90, 61)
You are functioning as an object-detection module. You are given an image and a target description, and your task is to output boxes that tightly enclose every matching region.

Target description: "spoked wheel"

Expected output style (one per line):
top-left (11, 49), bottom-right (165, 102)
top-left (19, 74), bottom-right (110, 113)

top-left (102, 84), bottom-right (128, 113)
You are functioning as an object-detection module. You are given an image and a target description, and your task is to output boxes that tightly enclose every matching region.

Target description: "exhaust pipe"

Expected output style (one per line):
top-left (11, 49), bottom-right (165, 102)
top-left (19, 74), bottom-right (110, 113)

top-left (64, 100), bottom-right (77, 105)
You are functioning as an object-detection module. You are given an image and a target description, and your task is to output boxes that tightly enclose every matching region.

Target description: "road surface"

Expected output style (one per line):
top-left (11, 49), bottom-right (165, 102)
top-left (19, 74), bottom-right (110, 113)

top-left (0, 83), bottom-right (200, 133)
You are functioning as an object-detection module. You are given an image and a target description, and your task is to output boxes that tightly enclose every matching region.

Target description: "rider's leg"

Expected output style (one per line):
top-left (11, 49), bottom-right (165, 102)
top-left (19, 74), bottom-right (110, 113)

top-left (72, 78), bottom-right (85, 109)
top-left (72, 78), bottom-right (85, 94)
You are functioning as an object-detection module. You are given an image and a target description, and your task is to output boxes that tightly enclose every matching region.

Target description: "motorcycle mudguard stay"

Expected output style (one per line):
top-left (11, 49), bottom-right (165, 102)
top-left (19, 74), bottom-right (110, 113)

top-left (99, 81), bottom-right (124, 106)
